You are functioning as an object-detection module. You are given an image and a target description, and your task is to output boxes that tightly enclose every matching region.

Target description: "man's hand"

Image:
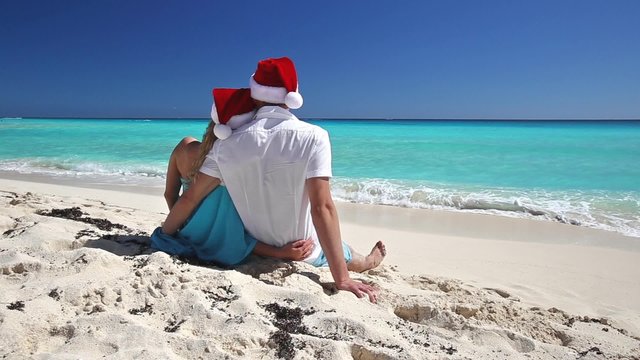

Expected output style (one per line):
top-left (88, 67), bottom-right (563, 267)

top-left (336, 279), bottom-right (378, 303)
top-left (279, 239), bottom-right (314, 261)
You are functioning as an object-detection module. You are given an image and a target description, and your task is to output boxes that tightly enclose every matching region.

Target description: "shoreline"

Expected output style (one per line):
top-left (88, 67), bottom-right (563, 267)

top-left (1, 174), bottom-right (639, 357)
top-left (0, 170), bottom-right (640, 248)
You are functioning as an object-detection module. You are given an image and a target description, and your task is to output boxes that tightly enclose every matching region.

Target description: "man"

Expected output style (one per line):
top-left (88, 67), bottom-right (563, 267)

top-left (163, 57), bottom-right (384, 302)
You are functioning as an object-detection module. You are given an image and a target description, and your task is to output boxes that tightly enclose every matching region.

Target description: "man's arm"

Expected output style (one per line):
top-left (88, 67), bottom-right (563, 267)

top-left (162, 172), bottom-right (220, 235)
top-left (253, 240), bottom-right (314, 261)
top-left (306, 177), bottom-right (377, 303)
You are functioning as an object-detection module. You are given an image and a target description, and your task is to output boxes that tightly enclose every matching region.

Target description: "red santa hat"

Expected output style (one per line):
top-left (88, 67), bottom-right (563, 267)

top-left (210, 88), bottom-right (256, 140)
top-left (249, 57), bottom-right (303, 109)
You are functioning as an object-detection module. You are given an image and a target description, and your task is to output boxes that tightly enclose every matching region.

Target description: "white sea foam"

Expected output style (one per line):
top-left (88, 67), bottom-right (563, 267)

top-left (0, 159), bottom-right (166, 186)
top-left (331, 177), bottom-right (640, 238)
top-left (2, 159), bottom-right (638, 238)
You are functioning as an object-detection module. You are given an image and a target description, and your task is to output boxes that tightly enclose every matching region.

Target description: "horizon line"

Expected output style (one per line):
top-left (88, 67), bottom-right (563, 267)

top-left (2, 116), bottom-right (640, 121)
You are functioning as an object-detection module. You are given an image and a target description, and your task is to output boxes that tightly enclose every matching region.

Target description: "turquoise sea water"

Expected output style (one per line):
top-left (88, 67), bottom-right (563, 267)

top-left (1, 118), bottom-right (639, 237)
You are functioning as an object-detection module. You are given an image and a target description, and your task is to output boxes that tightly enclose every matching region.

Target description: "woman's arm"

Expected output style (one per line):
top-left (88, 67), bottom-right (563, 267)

top-left (162, 172), bottom-right (220, 235)
top-left (164, 149), bottom-right (182, 210)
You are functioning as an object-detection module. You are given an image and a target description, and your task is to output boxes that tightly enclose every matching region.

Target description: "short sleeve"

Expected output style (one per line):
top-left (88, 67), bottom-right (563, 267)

top-left (199, 147), bottom-right (222, 179)
top-left (306, 130), bottom-right (333, 179)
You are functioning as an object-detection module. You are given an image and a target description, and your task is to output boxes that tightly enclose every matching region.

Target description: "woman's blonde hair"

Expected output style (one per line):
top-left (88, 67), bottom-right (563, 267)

top-left (189, 121), bottom-right (218, 180)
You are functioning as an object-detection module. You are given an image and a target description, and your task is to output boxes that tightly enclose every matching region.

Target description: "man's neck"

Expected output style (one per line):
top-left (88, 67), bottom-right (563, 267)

top-left (256, 102), bottom-right (289, 110)
top-left (257, 104), bottom-right (290, 112)
top-left (255, 105), bottom-right (296, 120)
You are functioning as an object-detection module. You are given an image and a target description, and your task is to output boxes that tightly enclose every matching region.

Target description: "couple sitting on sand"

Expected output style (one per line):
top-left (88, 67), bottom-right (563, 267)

top-left (151, 57), bottom-right (385, 302)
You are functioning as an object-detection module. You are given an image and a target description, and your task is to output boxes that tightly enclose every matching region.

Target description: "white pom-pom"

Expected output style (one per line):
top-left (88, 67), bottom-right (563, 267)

top-left (284, 91), bottom-right (303, 109)
top-left (213, 124), bottom-right (232, 139)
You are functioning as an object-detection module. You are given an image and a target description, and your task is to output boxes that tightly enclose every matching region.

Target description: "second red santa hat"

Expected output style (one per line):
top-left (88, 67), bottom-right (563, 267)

top-left (249, 57), bottom-right (303, 109)
top-left (210, 88), bottom-right (256, 140)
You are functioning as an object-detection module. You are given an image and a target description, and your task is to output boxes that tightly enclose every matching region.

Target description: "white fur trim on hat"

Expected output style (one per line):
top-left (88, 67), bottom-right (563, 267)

top-left (213, 124), bottom-right (232, 139)
top-left (210, 106), bottom-right (255, 140)
top-left (285, 91), bottom-right (303, 109)
top-left (250, 75), bottom-right (303, 109)
top-left (210, 103), bottom-right (220, 124)
top-left (226, 111), bottom-right (256, 130)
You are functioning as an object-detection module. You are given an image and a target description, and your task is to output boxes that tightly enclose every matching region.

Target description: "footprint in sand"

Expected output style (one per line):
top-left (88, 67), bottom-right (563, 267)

top-left (394, 302), bottom-right (438, 324)
top-left (484, 287), bottom-right (512, 299)
top-left (351, 344), bottom-right (400, 360)
top-left (2, 221), bottom-right (36, 238)
top-left (0, 251), bottom-right (42, 275)
top-left (470, 328), bottom-right (536, 353)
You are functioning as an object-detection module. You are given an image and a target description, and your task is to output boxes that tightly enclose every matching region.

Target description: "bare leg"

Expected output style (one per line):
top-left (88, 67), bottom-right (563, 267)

top-left (346, 241), bottom-right (386, 272)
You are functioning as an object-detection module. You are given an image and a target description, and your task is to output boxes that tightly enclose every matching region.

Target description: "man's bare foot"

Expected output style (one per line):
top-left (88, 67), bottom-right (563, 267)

top-left (365, 241), bottom-right (386, 269)
top-left (347, 241), bottom-right (386, 272)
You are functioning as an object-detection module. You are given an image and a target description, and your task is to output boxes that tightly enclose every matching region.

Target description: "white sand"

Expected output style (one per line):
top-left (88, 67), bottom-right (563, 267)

top-left (1, 177), bottom-right (639, 359)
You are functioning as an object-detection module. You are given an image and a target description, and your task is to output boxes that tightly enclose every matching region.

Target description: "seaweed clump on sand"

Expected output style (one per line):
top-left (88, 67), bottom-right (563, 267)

top-left (262, 302), bottom-right (316, 360)
top-left (48, 288), bottom-right (61, 301)
top-left (7, 301), bottom-right (25, 312)
top-left (164, 317), bottom-right (187, 333)
top-left (577, 347), bottom-right (603, 358)
top-left (37, 207), bottom-right (133, 232)
top-left (440, 345), bottom-right (457, 355)
top-left (128, 304), bottom-right (154, 316)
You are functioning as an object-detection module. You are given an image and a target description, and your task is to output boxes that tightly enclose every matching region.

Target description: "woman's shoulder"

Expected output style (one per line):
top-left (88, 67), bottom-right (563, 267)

top-left (174, 137), bottom-right (201, 176)
top-left (170, 136), bottom-right (198, 156)
top-left (179, 136), bottom-right (199, 148)
top-left (175, 137), bottom-right (199, 155)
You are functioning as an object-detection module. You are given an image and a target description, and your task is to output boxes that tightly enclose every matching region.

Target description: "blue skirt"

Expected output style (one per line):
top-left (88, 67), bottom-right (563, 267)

top-left (150, 186), bottom-right (257, 266)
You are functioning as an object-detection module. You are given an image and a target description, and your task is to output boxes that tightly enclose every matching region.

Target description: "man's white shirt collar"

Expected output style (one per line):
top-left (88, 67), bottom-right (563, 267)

top-left (254, 106), bottom-right (297, 120)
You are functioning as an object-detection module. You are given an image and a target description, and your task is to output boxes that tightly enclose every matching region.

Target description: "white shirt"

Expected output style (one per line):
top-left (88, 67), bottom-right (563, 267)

top-left (200, 106), bottom-right (332, 263)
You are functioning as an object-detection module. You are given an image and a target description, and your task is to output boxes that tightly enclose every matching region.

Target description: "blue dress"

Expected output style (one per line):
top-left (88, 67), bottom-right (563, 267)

top-left (150, 184), bottom-right (257, 267)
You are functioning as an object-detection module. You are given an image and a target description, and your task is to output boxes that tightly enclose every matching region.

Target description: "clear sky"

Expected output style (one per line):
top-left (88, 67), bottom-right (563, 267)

top-left (1, 0), bottom-right (639, 119)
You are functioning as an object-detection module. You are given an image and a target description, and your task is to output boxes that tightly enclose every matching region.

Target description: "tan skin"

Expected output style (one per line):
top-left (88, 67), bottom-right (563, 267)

top-left (164, 137), bottom-right (200, 209)
top-left (162, 102), bottom-right (386, 302)
top-left (163, 136), bottom-right (314, 261)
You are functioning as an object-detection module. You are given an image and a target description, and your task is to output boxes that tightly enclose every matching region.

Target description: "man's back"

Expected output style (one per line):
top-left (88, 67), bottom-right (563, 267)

top-left (201, 106), bottom-right (332, 263)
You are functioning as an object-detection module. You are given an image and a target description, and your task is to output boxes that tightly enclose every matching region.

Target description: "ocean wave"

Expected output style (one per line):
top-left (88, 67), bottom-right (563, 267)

top-left (0, 158), bottom-right (166, 180)
top-left (331, 177), bottom-right (640, 238)
top-left (2, 159), bottom-right (638, 238)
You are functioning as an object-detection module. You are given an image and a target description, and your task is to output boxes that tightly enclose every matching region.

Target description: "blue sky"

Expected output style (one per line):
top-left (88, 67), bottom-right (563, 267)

top-left (1, 0), bottom-right (639, 119)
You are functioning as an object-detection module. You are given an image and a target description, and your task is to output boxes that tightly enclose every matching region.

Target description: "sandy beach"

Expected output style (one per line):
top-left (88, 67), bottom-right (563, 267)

top-left (1, 176), bottom-right (639, 359)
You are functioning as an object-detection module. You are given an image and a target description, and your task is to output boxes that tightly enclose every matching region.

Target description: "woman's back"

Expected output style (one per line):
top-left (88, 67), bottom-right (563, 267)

top-left (175, 137), bottom-right (201, 180)
top-left (165, 137), bottom-right (201, 209)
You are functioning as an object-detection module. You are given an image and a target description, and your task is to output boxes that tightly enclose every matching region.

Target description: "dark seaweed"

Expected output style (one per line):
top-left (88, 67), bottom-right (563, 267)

top-left (440, 345), bottom-right (457, 355)
top-left (48, 288), bottom-right (61, 301)
top-left (262, 302), bottom-right (316, 360)
top-left (164, 318), bottom-right (186, 333)
top-left (128, 304), bottom-right (154, 315)
top-left (577, 346), bottom-right (603, 358)
top-left (7, 301), bottom-right (25, 311)
top-left (37, 207), bottom-right (133, 232)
